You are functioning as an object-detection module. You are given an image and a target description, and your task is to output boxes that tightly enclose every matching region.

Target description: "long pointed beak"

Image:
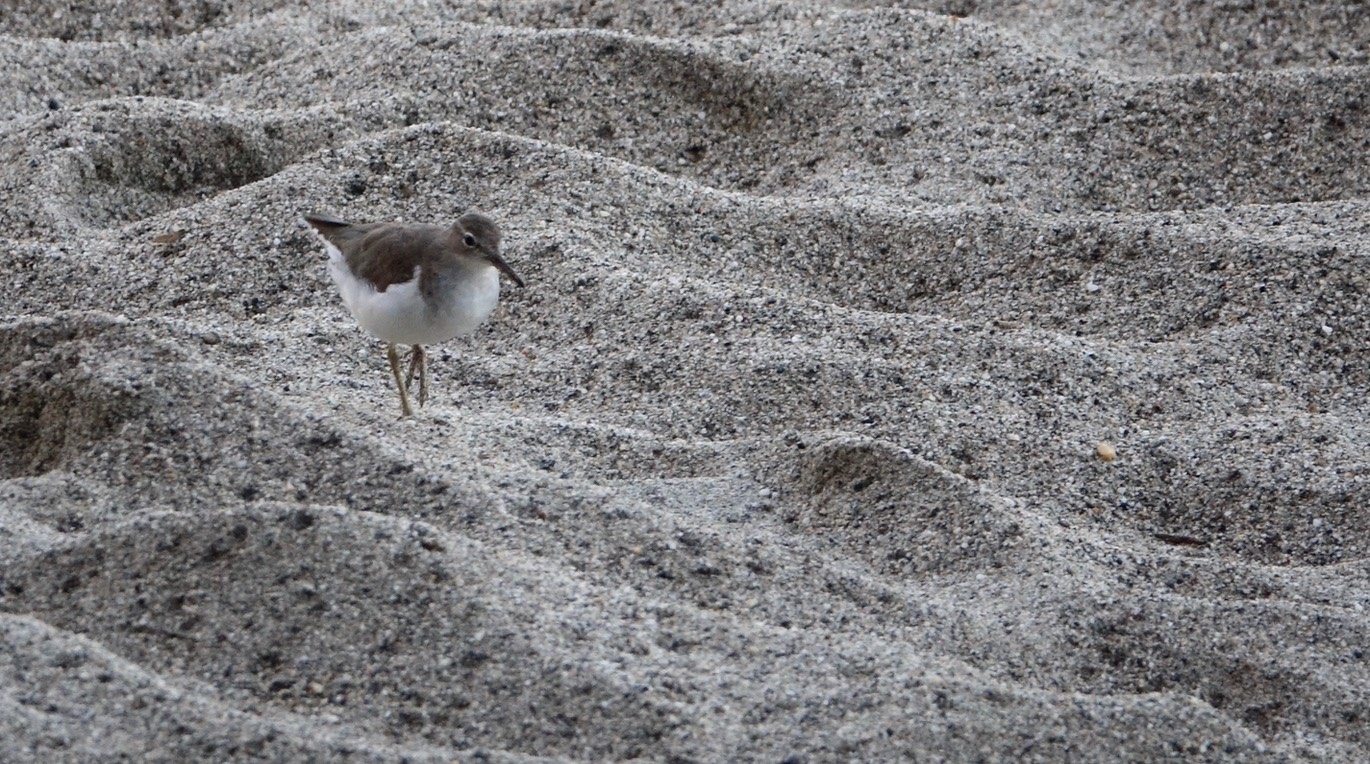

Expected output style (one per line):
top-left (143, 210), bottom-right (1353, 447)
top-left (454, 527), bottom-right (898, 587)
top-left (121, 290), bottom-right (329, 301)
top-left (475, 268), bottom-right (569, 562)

top-left (487, 252), bottom-right (525, 288)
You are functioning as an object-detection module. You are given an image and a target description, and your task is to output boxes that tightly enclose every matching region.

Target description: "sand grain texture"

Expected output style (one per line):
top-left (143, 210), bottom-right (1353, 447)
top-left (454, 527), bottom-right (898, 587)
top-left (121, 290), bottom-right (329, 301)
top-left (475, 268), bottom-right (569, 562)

top-left (2, 1), bottom-right (1368, 762)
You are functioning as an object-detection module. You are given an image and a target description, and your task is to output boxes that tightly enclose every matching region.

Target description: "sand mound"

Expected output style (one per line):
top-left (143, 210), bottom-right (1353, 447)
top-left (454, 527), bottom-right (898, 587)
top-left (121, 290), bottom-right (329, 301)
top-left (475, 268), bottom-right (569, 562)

top-left (2, 1), bottom-right (1367, 761)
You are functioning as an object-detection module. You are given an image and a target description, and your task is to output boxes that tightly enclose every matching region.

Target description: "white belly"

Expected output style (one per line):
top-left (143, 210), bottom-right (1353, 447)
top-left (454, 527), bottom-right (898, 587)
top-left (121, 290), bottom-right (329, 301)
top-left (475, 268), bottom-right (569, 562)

top-left (324, 243), bottom-right (500, 345)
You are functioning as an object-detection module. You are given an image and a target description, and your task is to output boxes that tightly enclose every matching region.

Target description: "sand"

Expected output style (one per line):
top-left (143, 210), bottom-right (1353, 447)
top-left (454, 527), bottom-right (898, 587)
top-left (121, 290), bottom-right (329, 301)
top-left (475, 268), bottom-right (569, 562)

top-left (1, 1), bottom-right (1368, 761)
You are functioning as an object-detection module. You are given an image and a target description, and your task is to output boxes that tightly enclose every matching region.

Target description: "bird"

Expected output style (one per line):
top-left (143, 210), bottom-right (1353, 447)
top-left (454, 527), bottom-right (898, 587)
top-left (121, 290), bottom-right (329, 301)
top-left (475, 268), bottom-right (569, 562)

top-left (303, 210), bottom-right (524, 417)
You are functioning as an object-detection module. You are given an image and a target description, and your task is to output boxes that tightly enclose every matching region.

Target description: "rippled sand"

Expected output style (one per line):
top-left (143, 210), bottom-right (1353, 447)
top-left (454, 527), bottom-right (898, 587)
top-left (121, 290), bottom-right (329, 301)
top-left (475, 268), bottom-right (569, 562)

top-left (2, 2), bottom-right (1368, 761)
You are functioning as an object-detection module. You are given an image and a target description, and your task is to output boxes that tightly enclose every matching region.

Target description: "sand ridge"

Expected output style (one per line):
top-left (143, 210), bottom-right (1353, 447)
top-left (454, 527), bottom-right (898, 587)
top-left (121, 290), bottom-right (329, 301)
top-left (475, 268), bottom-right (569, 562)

top-left (1, 1), bottom-right (1368, 761)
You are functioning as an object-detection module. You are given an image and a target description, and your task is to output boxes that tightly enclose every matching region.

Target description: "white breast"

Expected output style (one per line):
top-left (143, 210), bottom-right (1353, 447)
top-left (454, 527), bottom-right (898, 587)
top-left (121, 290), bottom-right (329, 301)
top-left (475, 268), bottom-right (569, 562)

top-left (324, 242), bottom-right (501, 345)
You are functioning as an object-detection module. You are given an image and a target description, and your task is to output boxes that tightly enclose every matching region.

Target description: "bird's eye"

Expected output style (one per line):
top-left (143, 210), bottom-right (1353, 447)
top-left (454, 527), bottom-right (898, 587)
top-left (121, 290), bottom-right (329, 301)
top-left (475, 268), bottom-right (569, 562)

top-left (463, 233), bottom-right (477, 248)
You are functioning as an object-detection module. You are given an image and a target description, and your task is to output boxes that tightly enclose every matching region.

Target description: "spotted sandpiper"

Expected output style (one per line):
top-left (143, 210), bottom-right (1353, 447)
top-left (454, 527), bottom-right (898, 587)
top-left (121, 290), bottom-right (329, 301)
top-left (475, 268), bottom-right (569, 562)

top-left (304, 210), bottom-right (524, 417)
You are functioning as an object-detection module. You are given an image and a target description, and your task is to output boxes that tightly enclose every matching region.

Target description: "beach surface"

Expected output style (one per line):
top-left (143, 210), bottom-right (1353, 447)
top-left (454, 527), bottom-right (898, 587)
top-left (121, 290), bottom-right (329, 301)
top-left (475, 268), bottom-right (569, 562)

top-left (2, 2), bottom-right (1368, 761)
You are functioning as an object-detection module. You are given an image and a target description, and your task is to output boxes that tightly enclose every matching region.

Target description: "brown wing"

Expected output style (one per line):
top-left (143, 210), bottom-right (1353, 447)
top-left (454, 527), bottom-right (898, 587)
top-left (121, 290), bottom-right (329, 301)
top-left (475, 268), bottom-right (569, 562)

top-left (350, 223), bottom-right (452, 292)
top-left (305, 214), bottom-right (444, 292)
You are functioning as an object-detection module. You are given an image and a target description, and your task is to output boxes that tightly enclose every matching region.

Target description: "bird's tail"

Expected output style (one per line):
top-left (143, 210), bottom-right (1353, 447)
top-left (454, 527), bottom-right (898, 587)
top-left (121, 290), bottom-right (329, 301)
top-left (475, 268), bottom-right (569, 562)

top-left (303, 212), bottom-right (350, 231)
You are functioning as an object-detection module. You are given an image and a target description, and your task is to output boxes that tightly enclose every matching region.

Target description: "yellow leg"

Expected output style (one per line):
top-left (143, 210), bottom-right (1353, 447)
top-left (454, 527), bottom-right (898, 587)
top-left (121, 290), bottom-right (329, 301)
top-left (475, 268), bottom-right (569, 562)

top-left (404, 345), bottom-right (427, 407)
top-left (417, 345), bottom-right (428, 406)
top-left (387, 343), bottom-right (413, 417)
